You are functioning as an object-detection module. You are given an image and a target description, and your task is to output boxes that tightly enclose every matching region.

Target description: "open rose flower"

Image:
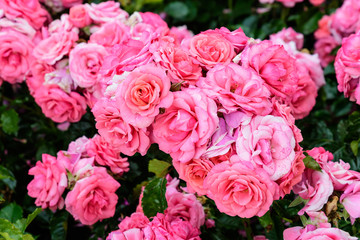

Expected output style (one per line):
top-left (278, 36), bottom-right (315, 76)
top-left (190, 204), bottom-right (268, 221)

top-left (340, 181), bottom-right (360, 223)
top-left (86, 1), bottom-right (128, 24)
top-left (152, 88), bottom-right (219, 163)
top-left (204, 160), bottom-right (279, 218)
top-left (68, 4), bottom-right (91, 28)
top-left (284, 225), bottom-right (357, 240)
top-left (65, 167), bottom-right (120, 225)
top-left (116, 64), bottom-right (173, 128)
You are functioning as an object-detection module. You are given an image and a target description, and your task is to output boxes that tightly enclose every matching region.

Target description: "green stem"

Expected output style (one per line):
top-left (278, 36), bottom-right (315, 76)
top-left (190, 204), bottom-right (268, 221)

top-left (242, 218), bottom-right (253, 240)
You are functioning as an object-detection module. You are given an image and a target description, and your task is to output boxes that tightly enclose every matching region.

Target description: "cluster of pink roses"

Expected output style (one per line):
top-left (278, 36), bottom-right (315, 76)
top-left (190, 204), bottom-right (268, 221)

top-left (27, 134), bottom-right (129, 225)
top-left (107, 176), bottom-right (208, 240)
top-left (314, 0), bottom-right (360, 67)
top-left (259, 0), bottom-right (325, 8)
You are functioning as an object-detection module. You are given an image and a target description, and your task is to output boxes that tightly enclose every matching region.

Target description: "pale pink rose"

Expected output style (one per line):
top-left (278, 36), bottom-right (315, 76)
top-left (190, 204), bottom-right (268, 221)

top-left (331, 0), bottom-right (360, 36)
top-left (295, 52), bottom-right (325, 89)
top-left (44, 62), bottom-right (76, 93)
top-left (283, 226), bottom-right (357, 240)
top-left (335, 32), bottom-right (360, 104)
top-left (0, 16), bottom-right (36, 39)
top-left (67, 136), bottom-right (90, 156)
top-left (173, 157), bottom-right (215, 196)
top-left (151, 88), bottom-right (219, 163)
top-left (189, 32), bottom-right (236, 69)
top-left (116, 64), bottom-right (173, 128)
top-left (198, 63), bottom-right (272, 115)
top-left (0, 30), bottom-right (34, 84)
top-left (289, 63), bottom-right (318, 119)
top-left (33, 31), bottom-right (78, 65)
top-left (169, 26), bottom-right (193, 45)
top-left (69, 43), bottom-right (107, 89)
top-left (86, 134), bottom-right (129, 175)
top-left (101, 39), bottom-right (153, 78)
top-left (314, 36), bottom-right (339, 68)
top-left (107, 228), bottom-right (144, 240)
top-left (326, 160), bottom-right (360, 191)
top-left (165, 191), bottom-right (205, 229)
top-left (143, 213), bottom-right (201, 240)
top-left (293, 168), bottom-right (334, 215)
top-left (48, 14), bottom-right (78, 35)
top-left (131, 22), bottom-right (162, 44)
top-left (203, 27), bottom-right (248, 53)
top-left (309, 0), bottom-right (325, 6)
top-left (61, 0), bottom-right (82, 8)
top-left (306, 147), bottom-right (333, 168)
top-left (27, 154), bottom-right (69, 211)
top-left (314, 15), bottom-right (333, 40)
top-left (92, 97), bottom-right (150, 156)
top-left (86, 1), bottom-right (128, 24)
top-left (240, 40), bottom-right (298, 100)
top-left (65, 167), bottom-right (120, 225)
top-left (275, 0), bottom-right (303, 8)
top-left (150, 36), bottom-right (202, 85)
top-left (270, 27), bottom-right (304, 50)
top-left (119, 212), bottom-right (150, 231)
top-left (34, 84), bottom-right (87, 123)
top-left (204, 160), bottom-right (279, 218)
top-left (0, 0), bottom-right (50, 29)
top-left (235, 115), bottom-right (296, 181)
top-left (69, 4), bottom-right (91, 28)
top-left (340, 181), bottom-right (360, 224)
top-left (89, 21), bottom-right (130, 50)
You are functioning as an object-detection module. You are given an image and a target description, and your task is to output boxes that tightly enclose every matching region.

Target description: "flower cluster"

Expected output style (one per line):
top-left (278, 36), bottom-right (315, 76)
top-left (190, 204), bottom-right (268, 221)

top-left (258, 0), bottom-right (325, 8)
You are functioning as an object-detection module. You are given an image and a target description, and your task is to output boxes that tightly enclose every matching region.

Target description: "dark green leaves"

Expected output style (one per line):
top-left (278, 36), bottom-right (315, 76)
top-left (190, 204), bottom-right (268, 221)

top-left (165, 2), bottom-right (189, 19)
top-left (50, 211), bottom-right (68, 240)
top-left (142, 177), bottom-right (167, 218)
top-left (0, 109), bottom-right (19, 135)
top-left (148, 159), bottom-right (171, 178)
top-left (303, 154), bottom-right (322, 171)
top-left (0, 203), bottom-right (23, 223)
top-left (0, 166), bottom-right (16, 190)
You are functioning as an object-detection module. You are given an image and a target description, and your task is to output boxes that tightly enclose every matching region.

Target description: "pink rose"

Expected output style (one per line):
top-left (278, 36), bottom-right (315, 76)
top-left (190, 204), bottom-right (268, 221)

top-left (240, 40), bottom-right (298, 100)
top-left (92, 97), bottom-right (150, 156)
top-left (152, 88), bottom-right (219, 163)
top-left (119, 212), bottom-right (150, 232)
top-left (295, 52), bottom-right (325, 89)
top-left (198, 63), bottom-right (272, 115)
top-left (169, 26), bottom-right (193, 45)
top-left (27, 154), bottom-right (69, 211)
top-left (314, 15), bottom-right (333, 40)
top-left (33, 31), bottom-right (78, 65)
top-left (189, 32), bottom-right (235, 69)
top-left (140, 12), bottom-right (168, 31)
top-left (65, 167), bottom-right (120, 225)
top-left (27, 61), bottom-right (55, 94)
top-left (275, 0), bottom-right (303, 8)
top-left (69, 4), bottom-right (91, 28)
top-left (340, 181), bottom-right (360, 224)
top-left (165, 191), bottom-right (205, 229)
top-left (293, 168), bottom-right (334, 215)
top-left (89, 21), bottom-right (130, 50)
top-left (0, 0), bottom-right (50, 29)
top-left (270, 27), bottom-right (304, 50)
top-left (235, 115), bottom-right (297, 181)
top-left (0, 15), bottom-right (36, 39)
top-left (61, 0), bottom-right (82, 8)
top-left (284, 226), bottom-right (357, 240)
top-left (204, 160), bottom-right (279, 218)
top-left (44, 66), bottom-right (75, 93)
top-left (48, 14), bottom-right (78, 34)
top-left (86, 1), bottom-right (128, 24)
top-left (34, 84), bottom-right (87, 123)
top-left (69, 43), bottom-right (107, 89)
top-left (331, 0), bottom-right (360, 36)
top-left (107, 228), bottom-right (144, 240)
top-left (309, 0), bottom-right (325, 6)
top-left (116, 64), bottom-right (173, 128)
top-left (314, 36), bottom-right (339, 68)
top-left (86, 134), bottom-right (129, 175)
top-left (0, 30), bottom-right (34, 84)
top-left (203, 27), bottom-right (248, 53)
top-left (307, 147), bottom-right (333, 168)
top-left (326, 160), bottom-right (360, 191)
top-left (67, 136), bottom-right (90, 156)
top-left (143, 213), bottom-right (201, 240)
top-left (335, 32), bottom-right (360, 104)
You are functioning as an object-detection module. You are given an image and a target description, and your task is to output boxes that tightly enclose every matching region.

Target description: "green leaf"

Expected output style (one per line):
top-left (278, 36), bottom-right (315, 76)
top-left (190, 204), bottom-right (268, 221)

top-left (351, 140), bottom-right (359, 156)
top-left (0, 166), bottom-right (16, 190)
top-left (148, 159), bottom-right (171, 178)
top-left (258, 211), bottom-right (273, 228)
top-left (165, 2), bottom-right (189, 19)
top-left (289, 196), bottom-right (305, 208)
top-left (0, 218), bottom-right (34, 240)
top-left (303, 154), bottom-right (322, 171)
top-left (142, 177), bottom-right (168, 218)
top-left (14, 208), bottom-right (43, 232)
top-left (0, 203), bottom-right (23, 223)
top-left (0, 109), bottom-right (19, 135)
top-left (302, 12), bottom-right (323, 35)
top-left (50, 211), bottom-right (68, 240)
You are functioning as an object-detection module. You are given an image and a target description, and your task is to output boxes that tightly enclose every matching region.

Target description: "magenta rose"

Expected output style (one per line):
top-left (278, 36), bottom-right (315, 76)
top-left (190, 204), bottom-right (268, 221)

top-left (189, 31), bottom-right (235, 69)
top-left (86, 134), bottom-right (129, 175)
top-left (198, 63), bottom-right (272, 115)
top-left (204, 160), bottom-right (279, 218)
top-left (34, 84), bottom-right (87, 123)
top-left (92, 97), bottom-right (150, 156)
top-left (68, 4), bottom-right (91, 28)
top-left (69, 43), bottom-right (107, 89)
top-left (65, 167), bottom-right (120, 225)
top-left (0, 0), bottom-right (49, 29)
top-left (0, 30), bottom-right (34, 84)
top-left (152, 88), bottom-right (219, 163)
top-left (27, 154), bottom-right (69, 211)
top-left (116, 64), bottom-right (173, 128)
top-left (89, 21), bottom-right (130, 50)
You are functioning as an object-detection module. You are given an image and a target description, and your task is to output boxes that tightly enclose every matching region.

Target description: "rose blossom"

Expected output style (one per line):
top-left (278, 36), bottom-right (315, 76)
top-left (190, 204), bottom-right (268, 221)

top-left (68, 4), bottom-right (91, 28)
top-left (235, 115), bottom-right (296, 181)
top-left (61, 0), bottom-right (82, 8)
top-left (65, 167), bottom-right (120, 225)
top-left (203, 27), bottom-right (248, 53)
top-left (0, 15), bottom-right (36, 39)
top-left (283, 225), bottom-right (357, 240)
top-left (169, 26), bottom-right (193, 45)
top-left (119, 212), bottom-right (150, 231)
top-left (189, 31), bottom-right (236, 69)
top-left (27, 61), bottom-right (55, 94)
top-left (204, 160), bottom-right (279, 218)
top-left (86, 134), bottom-right (129, 175)
top-left (331, 0), bottom-right (360, 36)
top-left (86, 1), bottom-right (128, 24)
top-left (0, 30), bottom-right (34, 84)
top-left (340, 181), bottom-right (360, 223)
top-left (314, 15), bottom-right (333, 40)
top-left (240, 40), bottom-right (298, 100)
top-left (275, 0), bottom-right (303, 8)
top-left (198, 63), bottom-right (272, 115)
top-left (27, 154), bottom-right (69, 211)
top-left (270, 27), bottom-right (304, 50)
top-left (34, 84), bottom-right (87, 123)
top-left (92, 97), bottom-right (150, 156)
top-left (89, 21), bottom-right (130, 49)
top-left (314, 36), bottom-right (339, 68)
top-left (67, 136), bottom-right (90, 156)
top-left (152, 88), bottom-right (219, 163)
top-left (326, 160), bottom-right (360, 191)
top-left (69, 43), bottom-right (107, 89)
top-left (295, 52), bottom-right (325, 89)
top-left (116, 64), bottom-right (173, 128)
top-left (307, 147), bottom-right (334, 168)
